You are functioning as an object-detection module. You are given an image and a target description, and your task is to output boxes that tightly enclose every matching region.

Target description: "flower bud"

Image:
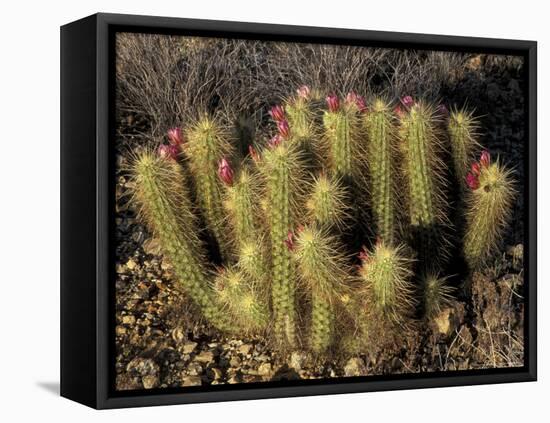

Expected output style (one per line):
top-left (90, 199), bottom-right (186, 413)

top-left (268, 134), bottom-right (282, 149)
top-left (158, 144), bottom-right (179, 160)
top-left (471, 162), bottom-right (481, 177)
top-left (346, 92), bottom-right (367, 112)
top-left (217, 157), bottom-right (234, 186)
top-left (480, 150), bottom-right (491, 168)
top-left (394, 105), bottom-right (405, 118)
top-left (277, 119), bottom-right (291, 138)
top-left (437, 104), bottom-right (449, 117)
top-left (296, 85), bottom-right (311, 99)
top-left (358, 246), bottom-right (369, 263)
top-left (284, 231), bottom-right (295, 251)
top-left (401, 95), bottom-right (414, 108)
top-left (167, 127), bottom-right (183, 146)
top-left (466, 172), bottom-right (480, 190)
top-left (269, 105), bottom-right (285, 122)
top-left (326, 94), bottom-right (340, 112)
top-left (248, 145), bottom-right (260, 162)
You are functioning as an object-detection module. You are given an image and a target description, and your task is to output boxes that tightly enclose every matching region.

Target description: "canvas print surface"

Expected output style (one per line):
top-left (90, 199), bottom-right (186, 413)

top-left (114, 32), bottom-right (526, 391)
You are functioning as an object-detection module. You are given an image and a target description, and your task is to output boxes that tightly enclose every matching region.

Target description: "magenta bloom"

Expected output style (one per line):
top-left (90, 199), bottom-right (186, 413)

top-left (358, 246), bottom-right (369, 263)
top-left (346, 92), bottom-right (367, 112)
top-left (296, 85), bottom-right (311, 99)
top-left (466, 172), bottom-right (480, 190)
top-left (268, 134), bottom-right (282, 149)
top-left (158, 144), bottom-right (179, 160)
top-left (480, 150), bottom-right (491, 168)
top-left (277, 119), bottom-right (291, 138)
top-left (167, 127), bottom-right (183, 146)
top-left (248, 145), bottom-right (260, 162)
top-left (401, 95), bottom-right (414, 108)
top-left (394, 105), bottom-right (405, 118)
top-left (471, 162), bottom-right (481, 176)
top-left (326, 94), bottom-right (340, 112)
top-left (283, 231), bottom-right (295, 251)
top-left (217, 157), bottom-right (234, 186)
top-left (269, 105), bottom-right (285, 122)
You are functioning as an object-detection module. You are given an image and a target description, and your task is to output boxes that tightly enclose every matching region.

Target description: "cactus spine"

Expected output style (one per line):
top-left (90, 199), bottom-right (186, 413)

top-left (214, 267), bottom-right (269, 333)
top-left (365, 99), bottom-right (398, 243)
top-left (306, 174), bottom-right (349, 229)
top-left (285, 95), bottom-right (314, 142)
top-left (185, 117), bottom-right (232, 259)
top-left (132, 151), bottom-right (229, 331)
top-left (422, 273), bottom-right (454, 318)
top-left (293, 226), bottom-right (350, 353)
top-left (261, 142), bottom-right (304, 346)
top-left (358, 241), bottom-right (414, 323)
top-left (398, 102), bottom-right (448, 265)
top-left (464, 154), bottom-right (515, 269)
top-left (448, 109), bottom-right (480, 188)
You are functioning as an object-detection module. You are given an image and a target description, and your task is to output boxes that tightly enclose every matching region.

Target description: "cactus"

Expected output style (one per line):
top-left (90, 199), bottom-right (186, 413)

top-left (185, 117), bottom-right (233, 259)
top-left (358, 241), bottom-right (415, 323)
top-left (293, 226), bottom-right (351, 353)
top-left (260, 141), bottom-right (305, 347)
top-left (305, 173), bottom-right (349, 229)
top-left (214, 266), bottom-right (269, 333)
top-left (285, 86), bottom-right (314, 142)
top-left (463, 151), bottom-right (515, 269)
top-left (398, 100), bottom-right (448, 266)
top-left (365, 98), bottom-right (398, 243)
top-left (448, 108), bottom-right (480, 189)
top-left (132, 150), bottom-right (230, 331)
top-left (422, 273), bottom-right (454, 318)
top-left (322, 94), bottom-right (365, 180)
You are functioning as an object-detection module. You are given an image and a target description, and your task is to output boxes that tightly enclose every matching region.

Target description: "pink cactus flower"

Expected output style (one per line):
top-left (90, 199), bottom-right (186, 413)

top-left (269, 104), bottom-right (285, 122)
top-left (248, 145), bottom-right (260, 162)
top-left (466, 172), bottom-right (480, 190)
top-left (268, 134), bottom-right (282, 149)
top-left (277, 119), bottom-right (291, 138)
top-left (471, 162), bottom-right (481, 176)
top-left (401, 95), bottom-right (414, 108)
top-left (158, 144), bottom-right (179, 160)
top-left (326, 94), bottom-right (340, 112)
top-left (480, 150), bottom-right (491, 168)
top-left (346, 92), bottom-right (367, 112)
top-left (394, 104), bottom-right (405, 118)
top-left (296, 85), bottom-right (311, 99)
top-left (284, 231), bottom-right (295, 251)
top-left (217, 157), bottom-right (234, 186)
top-left (167, 127), bottom-right (184, 146)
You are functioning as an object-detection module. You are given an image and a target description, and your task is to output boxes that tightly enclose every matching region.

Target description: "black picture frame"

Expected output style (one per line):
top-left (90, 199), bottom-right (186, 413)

top-left (60, 12), bottom-right (537, 409)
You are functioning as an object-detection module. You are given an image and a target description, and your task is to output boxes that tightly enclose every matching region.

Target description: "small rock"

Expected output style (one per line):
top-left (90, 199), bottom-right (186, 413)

top-left (122, 315), bottom-right (136, 325)
top-left (344, 357), bottom-right (366, 377)
top-left (209, 367), bottom-right (223, 381)
top-left (194, 351), bottom-right (215, 363)
top-left (258, 363), bottom-right (272, 377)
top-left (127, 358), bottom-right (159, 379)
top-left (229, 356), bottom-right (241, 367)
top-left (434, 304), bottom-right (465, 337)
top-left (143, 238), bottom-right (162, 255)
top-left (289, 351), bottom-right (307, 371)
top-left (126, 258), bottom-right (137, 270)
top-left (171, 327), bottom-right (186, 343)
top-left (186, 362), bottom-right (203, 376)
top-left (238, 344), bottom-right (253, 355)
top-left (142, 375), bottom-right (159, 389)
top-left (115, 325), bottom-right (126, 336)
top-left (182, 341), bottom-right (198, 354)
top-left (182, 376), bottom-right (202, 387)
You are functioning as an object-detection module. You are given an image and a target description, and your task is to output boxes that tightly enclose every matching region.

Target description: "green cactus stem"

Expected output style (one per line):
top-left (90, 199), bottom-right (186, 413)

top-left (285, 95), bottom-right (314, 142)
top-left (365, 99), bottom-right (398, 243)
top-left (322, 97), bottom-right (364, 180)
top-left (185, 116), bottom-right (233, 259)
top-left (132, 151), bottom-right (229, 331)
top-left (358, 241), bottom-right (414, 323)
top-left (464, 156), bottom-right (515, 269)
top-left (306, 173), bottom-right (349, 229)
top-left (448, 109), bottom-right (480, 189)
top-left (398, 101), bottom-right (448, 266)
top-left (237, 237), bottom-right (270, 283)
top-left (422, 273), bottom-right (454, 318)
top-left (293, 225), bottom-right (351, 353)
top-left (260, 142), bottom-right (305, 347)
top-left (214, 267), bottom-right (269, 333)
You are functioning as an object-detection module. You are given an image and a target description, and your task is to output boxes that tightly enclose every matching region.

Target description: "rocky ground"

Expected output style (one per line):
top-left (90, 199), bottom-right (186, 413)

top-left (114, 52), bottom-right (527, 391)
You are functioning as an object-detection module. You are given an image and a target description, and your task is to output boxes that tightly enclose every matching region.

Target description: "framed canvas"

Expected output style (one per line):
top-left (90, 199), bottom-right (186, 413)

top-left (60, 13), bottom-right (537, 409)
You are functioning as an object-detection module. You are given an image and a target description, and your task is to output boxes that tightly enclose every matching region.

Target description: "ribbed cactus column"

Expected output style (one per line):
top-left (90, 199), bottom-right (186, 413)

top-left (261, 142), bottom-right (303, 347)
top-left (358, 241), bottom-right (414, 323)
top-left (185, 117), bottom-right (232, 259)
top-left (464, 151), bottom-right (515, 269)
top-left (293, 226), bottom-right (350, 353)
top-left (398, 101), bottom-right (447, 266)
top-left (322, 94), bottom-right (363, 180)
top-left (132, 151), bottom-right (229, 331)
top-left (285, 86), bottom-right (314, 143)
top-left (306, 174), bottom-right (348, 229)
top-left (365, 99), bottom-right (397, 243)
top-left (448, 109), bottom-right (479, 189)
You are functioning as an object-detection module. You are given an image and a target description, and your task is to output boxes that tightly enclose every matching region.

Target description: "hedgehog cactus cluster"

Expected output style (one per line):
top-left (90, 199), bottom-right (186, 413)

top-left (131, 87), bottom-right (515, 356)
